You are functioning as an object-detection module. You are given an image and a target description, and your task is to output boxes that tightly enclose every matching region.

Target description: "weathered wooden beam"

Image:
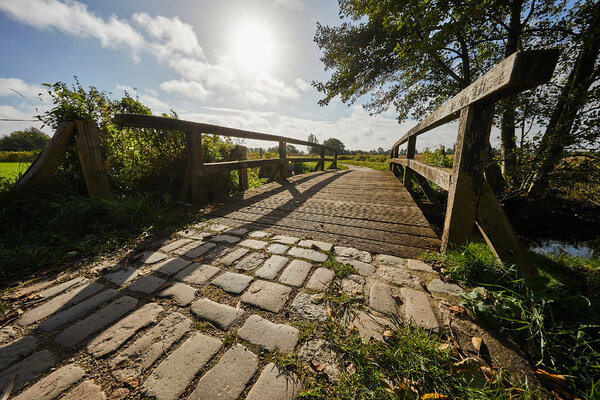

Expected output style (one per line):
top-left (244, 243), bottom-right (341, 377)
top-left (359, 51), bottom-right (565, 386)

top-left (74, 121), bottom-right (111, 197)
top-left (476, 180), bottom-right (538, 279)
top-left (115, 114), bottom-right (335, 152)
top-left (392, 49), bottom-right (559, 148)
top-left (239, 146), bottom-right (248, 190)
top-left (16, 121), bottom-right (76, 190)
top-left (186, 131), bottom-right (207, 205)
top-left (403, 136), bottom-right (416, 187)
top-left (441, 104), bottom-right (495, 250)
top-left (412, 173), bottom-right (442, 206)
top-left (203, 158), bottom-right (283, 172)
top-left (320, 148), bottom-right (325, 171)
top-left (278, 140), bottom-right (286, 181)
top-left (390, 158), bottom-right (452, 191)
top-left (287, 157), bottom-right (335, 163)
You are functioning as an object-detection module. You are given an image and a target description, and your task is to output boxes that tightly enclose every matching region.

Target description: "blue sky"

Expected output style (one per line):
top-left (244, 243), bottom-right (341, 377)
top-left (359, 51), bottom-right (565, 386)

top-left (0, 0), bottom-right (462, 151)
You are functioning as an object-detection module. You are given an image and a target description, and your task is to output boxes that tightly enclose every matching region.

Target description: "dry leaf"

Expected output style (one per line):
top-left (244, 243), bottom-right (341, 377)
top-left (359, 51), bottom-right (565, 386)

top-left (124, 376), bottom-right (139, 387)
top-left (327, 305), bottom-right (333, 320)
top-left (421, 394), bottom-right (448, 400)
top-left (439, 343), bottom-right (451, 352)
top-left (109, 388), bottom-right (130, 400)
top-left (346, 363), bottom-right (356, 374)
top-left (449, 305), bottom-right (467, 315)
top-left (535, 369), bottom-right (576, 399)
top-left (383, 329), bottom-right (394, 339)
top-left (471, 336), bottom-right (483, 354)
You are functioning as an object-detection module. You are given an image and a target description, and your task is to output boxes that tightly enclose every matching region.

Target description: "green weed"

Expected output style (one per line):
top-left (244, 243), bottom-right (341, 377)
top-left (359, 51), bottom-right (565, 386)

top-left (324, 257), bottom-right (356, 278)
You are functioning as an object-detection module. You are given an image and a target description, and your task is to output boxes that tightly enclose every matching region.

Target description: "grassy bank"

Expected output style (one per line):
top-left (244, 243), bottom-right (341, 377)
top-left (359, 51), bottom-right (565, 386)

top-left (0, 162), bottom-right (31, 180)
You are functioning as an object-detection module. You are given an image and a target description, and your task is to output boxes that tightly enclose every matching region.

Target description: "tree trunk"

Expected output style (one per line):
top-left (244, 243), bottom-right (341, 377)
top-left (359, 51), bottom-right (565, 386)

top-left (528, 20), bottom-right (600, 198)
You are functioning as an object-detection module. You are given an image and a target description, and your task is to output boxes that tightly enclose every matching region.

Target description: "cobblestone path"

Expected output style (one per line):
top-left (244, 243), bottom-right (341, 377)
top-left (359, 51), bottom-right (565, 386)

top-left (0, 221), bottom-right (469, 399)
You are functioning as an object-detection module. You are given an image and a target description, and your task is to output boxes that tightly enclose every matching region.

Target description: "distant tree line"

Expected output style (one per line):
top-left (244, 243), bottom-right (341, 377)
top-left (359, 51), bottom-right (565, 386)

top-left (0, 128), bottom-right (50, 151)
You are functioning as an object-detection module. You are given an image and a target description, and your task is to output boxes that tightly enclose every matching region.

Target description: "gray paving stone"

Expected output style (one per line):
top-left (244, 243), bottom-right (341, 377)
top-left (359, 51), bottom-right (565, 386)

top-left (207, 223), bottom-right (229, 232)
top-left (102, 267), bottom-right (139, 286)
top-left (375, 254), bottom-right (405, 267)
top-left (224, 227), bottom-right (249, 236)
top-left (157, 282), bottom-right (196, 306)
top-left (239, 238), bottom-right (268, 250)
top-left (299, 339), bottom-right (341, 383)
top-left (279, 259), bottom-right (313, 287)
top-left (235, 252), bottom-right (268, 271)
top-left (0, 350), bottom-right (55, 392)
top-left (38, 277), bottom-right (87, 299)
top-left (127, 275), bottom-right (165, 294)
top-left (141, 332), bottom-right (222, 400)
top-left (172, 240), bottom-right (205, 255)
top-left (351, 310), bottom-right (389, 342)
top-left (203, 245), bottom-right (232, 261)
top-left (138, 251), bottom-right (167, 264)
top-left (238, 315), bottom-right (299, 353)
top-left (255, 255), bottom-right (288, 279)
top-left (61, 379), bottom-right (106, 400)
top-left (18, 282), bottom-right (105, 326)
top-left (211, 272), bottom-right (253, 294)
top-left (110, 312), bottom-right (192, 382)
top-left (248, 230), bottom-right (271, 238)
top-left (176, 228), bottom-right (208, 239)
top-left (334, 246), bottom-right (372, 263)
top-left (298, 239), bottom-right (333, 252)
top-left (375, 266), bottom-right (421, 289)
top-left (0, 335), bottom-right (36, 371)
top-left (185, 242), bottom-right (218, 258)
top-left (241, 280), bottom-right (292, 312)
top-left (55, 296), bottom-right (138, 347)
top-left (341, 274), bottom-right (365, 295)
top-left (150, 257), bottom-right (192, 276)
top-left (189, 344), bottom-right (258, 400)
top-left (306, 267), bottom-right (335, 291)
top-left (246, 363), bottom-right (303, 400)
top-left (427, 279), bottom-right (464, 295)
top-left (266, 243), bottom-right (289, 254)
top-left (191, 298), bottom-right (244, 330)
top-left (87, 303), bottom-right (163, 357)
top-left (369, 281), bottom-right (398, 315)
top-left (175, 263), bottom-right (220, 285)
top-left (287, 247), bottom-right (327, 263)
top-left (401, 288), bottom-right (439, 330)
top-left (218, 247), bottom-right (250, 266)
top-left (271, 235), bottom-right (300, 244)
top-left (159, 238), bottom-right (193, 253)
top-left (291, 292), bottom-right (328, 321)
top-left (335, 257), bottom-right (376, 276)
top-left (13, 363), bottom-right (84, 400)
top-left (39, 289), bottom-right (118, 332)
top-left (211, 234), bottom-right (241, 244)
top-left (407, 259), bottom-right (435, 272)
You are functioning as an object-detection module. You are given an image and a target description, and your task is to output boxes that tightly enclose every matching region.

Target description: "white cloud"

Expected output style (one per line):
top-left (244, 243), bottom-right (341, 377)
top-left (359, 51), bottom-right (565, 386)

top-left (133, 13), bottom-right (203, 60)
top-left (0, 0), bottom-right (144, 50)
top-left (244, 74), bottom-right (300, 105)
top-left (159, 80), bottom-right (211, 101)
top-left (168, 56), bottom-right (238, 91)
top-left (0, 78), bottom-right (45, 99)
top-left (295, 78), bottom-right (310, 92)
top-left (273, 0), bottom-right (305, 10)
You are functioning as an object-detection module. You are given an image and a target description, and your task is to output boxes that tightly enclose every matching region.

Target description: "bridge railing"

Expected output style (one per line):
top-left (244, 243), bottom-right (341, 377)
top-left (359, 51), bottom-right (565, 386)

top-left (114, 114), bottom-right (337, 205)
top-left (389, 49), bottom-right (559, 278)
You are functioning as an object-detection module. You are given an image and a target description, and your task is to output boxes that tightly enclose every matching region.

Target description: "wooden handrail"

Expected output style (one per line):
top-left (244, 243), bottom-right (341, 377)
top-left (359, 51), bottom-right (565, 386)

top-left (389, 49), bottom-right (559, 284)
top-left (392, 49), bottom-right (559, 149)
top-left (115, 113), bottom-right (336, 152)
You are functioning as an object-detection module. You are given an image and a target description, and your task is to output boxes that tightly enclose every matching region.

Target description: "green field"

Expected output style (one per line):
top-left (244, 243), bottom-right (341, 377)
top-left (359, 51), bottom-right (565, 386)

top-left (0, 162), bottom-right (31, 180)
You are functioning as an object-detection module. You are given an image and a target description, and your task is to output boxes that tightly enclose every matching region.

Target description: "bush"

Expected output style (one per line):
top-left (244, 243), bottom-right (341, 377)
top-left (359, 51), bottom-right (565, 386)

top-left (0, 151), bottom-right (40, 162)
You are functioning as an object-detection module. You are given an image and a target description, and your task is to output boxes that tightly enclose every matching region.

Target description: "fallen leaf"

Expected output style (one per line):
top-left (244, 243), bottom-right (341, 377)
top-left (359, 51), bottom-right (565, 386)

top-left (449, 305), bottom-right (467, 315)
top-left (439, 343), bottom-right (451, 352)
top-left (383, 329), bottom-right (394, 339)
top-left (124, 376), bottom-right (139, 387)
top-left (535, 369), bottom-right (576, 399)
top-left (471, 336), bottom-right (483, 354)
top-left (346, 363), bottom-right (356, 374)
top-left (109, 388), bottom-right (130, 400)
top-left (421, 394), bottom-right (448, 400)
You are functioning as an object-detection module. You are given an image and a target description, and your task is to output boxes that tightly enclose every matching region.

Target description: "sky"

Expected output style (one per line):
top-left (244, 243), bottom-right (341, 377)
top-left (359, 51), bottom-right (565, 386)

top-left (0, 0), bottom-right (465, 152)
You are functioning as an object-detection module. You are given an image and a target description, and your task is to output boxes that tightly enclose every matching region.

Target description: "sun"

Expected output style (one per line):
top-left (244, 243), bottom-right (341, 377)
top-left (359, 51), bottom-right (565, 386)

top-left (232, 22), bottom-right (275, 73)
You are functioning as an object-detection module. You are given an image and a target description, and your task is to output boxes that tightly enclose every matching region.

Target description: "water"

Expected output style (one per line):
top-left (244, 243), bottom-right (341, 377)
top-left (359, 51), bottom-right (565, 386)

top-left (530, 239), bottom-right (597, 259)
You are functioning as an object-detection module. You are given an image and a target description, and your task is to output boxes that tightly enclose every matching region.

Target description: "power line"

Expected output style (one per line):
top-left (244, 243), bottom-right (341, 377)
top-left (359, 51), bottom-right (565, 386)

top-left (0, 118), bottom-right (39, 122)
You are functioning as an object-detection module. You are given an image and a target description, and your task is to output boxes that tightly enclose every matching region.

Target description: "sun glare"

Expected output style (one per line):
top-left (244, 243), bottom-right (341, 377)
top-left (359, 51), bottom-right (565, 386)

top-left (232, 22), bottom-right (275, 73)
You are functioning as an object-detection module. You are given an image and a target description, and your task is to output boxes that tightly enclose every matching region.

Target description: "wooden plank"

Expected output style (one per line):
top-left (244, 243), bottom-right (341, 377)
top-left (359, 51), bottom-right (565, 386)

top-left (16, 121), bottom-right (76, 189)
top-left (186, 131), bottom-right (206, 205)
top-left (391, 158), bottom-right (452, 190)
top-left (403, 135), bottom-right (416, 186)
top-left (203, 158), bottom-right (282, 172)
top-left (392, 49), bottom-right (559, 148)
top-left (320, 148), bottom-right (325, 171)
top-left (74, 121), bottom-right (111, 197)
top-left (476, 181), bottom-right (538, 278)
top-left (287, 157), bottom-right (335, 163)
top-left (278, 140), bottom-right (286, 180)
top-left (239, 146), bottom-right (248, 190)
top-left (115, 114), bottom-right (335, 152)
top-left (441, 104), bottom-right (495, 250)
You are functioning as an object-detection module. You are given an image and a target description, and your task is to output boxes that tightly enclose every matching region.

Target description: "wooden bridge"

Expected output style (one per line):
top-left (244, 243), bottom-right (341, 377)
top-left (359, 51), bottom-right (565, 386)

top-left (18, 50), bottom-right (558, 277)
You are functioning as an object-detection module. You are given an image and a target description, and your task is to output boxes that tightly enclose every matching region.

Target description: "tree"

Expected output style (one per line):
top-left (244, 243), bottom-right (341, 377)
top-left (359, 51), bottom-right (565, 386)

top-left (322, 138), bottom-right (345, 155)
top-left (286, 144), bottom-right (303, 156)
top-left (307, 133), bottom-right (319, 155)
top-left (0, 127), bottom-right (50, 151)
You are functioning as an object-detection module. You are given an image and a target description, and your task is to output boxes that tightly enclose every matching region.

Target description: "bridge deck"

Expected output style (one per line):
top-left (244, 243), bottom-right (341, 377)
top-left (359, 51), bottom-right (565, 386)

top-left (203, 167), bottom-right (440, 258)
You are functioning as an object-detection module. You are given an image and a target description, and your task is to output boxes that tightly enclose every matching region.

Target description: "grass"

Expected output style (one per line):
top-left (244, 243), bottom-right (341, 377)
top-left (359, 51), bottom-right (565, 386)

top-left (338, 159), bottom-right (389, 171)
top-left (423, 242), bottom-right (600, 399)
top-left (324, 257), bottom-right (357, 278)
top-left (0, 162), bottom-right (30, 180)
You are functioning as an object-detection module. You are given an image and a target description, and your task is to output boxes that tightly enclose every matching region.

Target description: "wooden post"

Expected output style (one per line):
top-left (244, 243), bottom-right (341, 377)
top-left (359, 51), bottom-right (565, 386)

top-left (403, 136), bottom-right (416, 186)
top-left (441, 104), bottom-right (495, 250)
top-left (278, 140), bottom-right (286, 180)
top-left (333, 152), bottom-right (338, 169)
top-left (239, 145), bottom-right (248, 190)
top-left (186, 131), bottom-right (207, 205)
top-left (16, 121), bottom-right (77, 190)
top-left (74, 121), bottom-right (111, 197)
top-left (320, 147), bottom-right (325, 171)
